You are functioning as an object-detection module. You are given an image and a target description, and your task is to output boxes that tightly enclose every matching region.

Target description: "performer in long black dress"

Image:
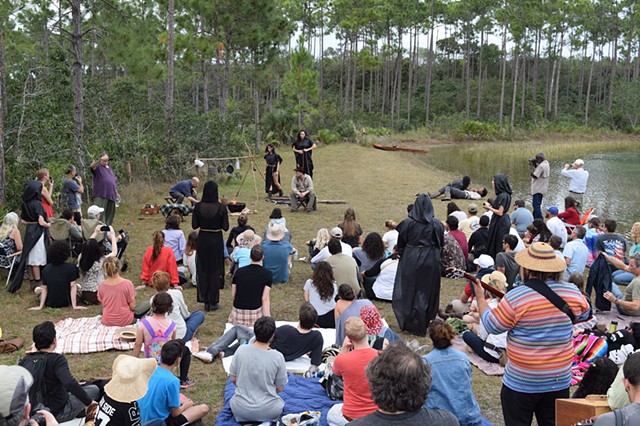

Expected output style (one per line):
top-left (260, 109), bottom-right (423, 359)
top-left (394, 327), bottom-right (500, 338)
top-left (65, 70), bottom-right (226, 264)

top-left (8, 180), bottom-right (51, 293)
top-left (292, 130), bottom-right (316, 178)
top-left (264, 143), bottom-right (283, 197)
top-left (191, 180), bottom-right (229, 311)
top-left (484, 173), bottom-right (513, 259)
top-left (392, 193), bottom-right (444, 336)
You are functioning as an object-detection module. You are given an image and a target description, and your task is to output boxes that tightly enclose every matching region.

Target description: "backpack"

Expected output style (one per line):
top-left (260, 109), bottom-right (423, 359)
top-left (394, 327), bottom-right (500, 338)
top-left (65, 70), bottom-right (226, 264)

top-left (141, 318), bottom-right (175, 362)
top-left (18, 352), bottom-right (50, 411)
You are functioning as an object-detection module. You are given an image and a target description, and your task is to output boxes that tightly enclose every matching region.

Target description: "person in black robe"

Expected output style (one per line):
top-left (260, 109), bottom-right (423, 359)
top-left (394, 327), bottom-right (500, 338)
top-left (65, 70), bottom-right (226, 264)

top-left (484, 174), bottom-right (512, 259)
top-left (292, 130), bottom-right (316, 178)
top-left (264, 143), bottom-right (283, 197)
top-left (8, 180), bottom-right (51, 293)
top-left (192, 180), bottom-right (229, 311)
top-left (392, 193), bottom-right (444, 336)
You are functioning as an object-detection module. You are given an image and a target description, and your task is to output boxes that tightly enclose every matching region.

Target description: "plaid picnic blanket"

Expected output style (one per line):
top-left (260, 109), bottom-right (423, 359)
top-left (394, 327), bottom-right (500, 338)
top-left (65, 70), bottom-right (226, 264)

top-left (160, 204), bottom-right (192, 217)
top-left (54, 316), bottom-right (135, 354)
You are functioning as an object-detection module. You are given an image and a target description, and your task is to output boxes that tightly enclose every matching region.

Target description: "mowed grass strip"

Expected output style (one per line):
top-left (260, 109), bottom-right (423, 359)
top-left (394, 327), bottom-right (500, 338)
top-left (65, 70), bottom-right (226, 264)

top-left (0, 143), bottom-right (505, 425)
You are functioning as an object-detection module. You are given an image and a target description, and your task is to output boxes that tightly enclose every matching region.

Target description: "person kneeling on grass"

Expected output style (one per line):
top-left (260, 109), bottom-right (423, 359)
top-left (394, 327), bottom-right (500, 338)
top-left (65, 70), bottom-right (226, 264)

top-left (138, 340), bottom-right (209, 426)
top-left (229, 316), bottom-right (288, 424)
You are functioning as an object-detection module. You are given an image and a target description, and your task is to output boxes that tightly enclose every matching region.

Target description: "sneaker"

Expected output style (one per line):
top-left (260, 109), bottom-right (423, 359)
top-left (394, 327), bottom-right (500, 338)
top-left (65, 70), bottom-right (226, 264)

top-left (193, 351), bottom-right (213, 363)
top-left (180, 378), bottom-right (196, 389)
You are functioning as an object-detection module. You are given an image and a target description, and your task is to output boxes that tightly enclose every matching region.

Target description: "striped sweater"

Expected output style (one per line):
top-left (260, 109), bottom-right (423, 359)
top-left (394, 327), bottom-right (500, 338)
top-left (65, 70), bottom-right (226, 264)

top-left (481, 280), bottom-right (589, 393)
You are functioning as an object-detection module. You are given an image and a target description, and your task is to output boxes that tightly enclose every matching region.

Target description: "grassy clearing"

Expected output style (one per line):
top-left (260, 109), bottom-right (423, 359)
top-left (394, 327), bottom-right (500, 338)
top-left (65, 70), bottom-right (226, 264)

top-left (0, 143), bottom-right (505, 424)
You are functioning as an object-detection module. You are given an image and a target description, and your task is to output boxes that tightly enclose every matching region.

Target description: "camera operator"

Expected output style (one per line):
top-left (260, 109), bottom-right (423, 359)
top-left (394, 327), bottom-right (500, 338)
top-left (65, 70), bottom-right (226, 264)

top-left (82, 206), bottom-right (128, 259)
top-left (0, 365), bottom-right (59, 426)
top-left (529, 152), bottom-right (550, 220)
top-left (61, 165), bottom-right (84, 225)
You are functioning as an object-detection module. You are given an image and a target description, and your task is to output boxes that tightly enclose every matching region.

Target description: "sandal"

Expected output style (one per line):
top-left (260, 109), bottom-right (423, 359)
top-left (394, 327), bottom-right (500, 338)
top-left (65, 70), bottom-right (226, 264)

top-left (0, 338), bottom-right (25, 353)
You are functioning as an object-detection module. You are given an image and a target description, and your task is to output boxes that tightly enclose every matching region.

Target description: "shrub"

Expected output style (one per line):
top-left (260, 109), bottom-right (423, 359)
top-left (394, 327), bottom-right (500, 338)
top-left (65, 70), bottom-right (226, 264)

top-left (453, 121), bottom-right (502, 141)
top-left (315, 129), bottom-right (341, 145)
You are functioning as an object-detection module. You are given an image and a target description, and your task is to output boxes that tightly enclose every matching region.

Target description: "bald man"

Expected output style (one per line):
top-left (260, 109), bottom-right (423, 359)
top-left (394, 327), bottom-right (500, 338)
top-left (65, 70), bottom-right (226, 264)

top-left (169, 177), bottom-right (200, 205)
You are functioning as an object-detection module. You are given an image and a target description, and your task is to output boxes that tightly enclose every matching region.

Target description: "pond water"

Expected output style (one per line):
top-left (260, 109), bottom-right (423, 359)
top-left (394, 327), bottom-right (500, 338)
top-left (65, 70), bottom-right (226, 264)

top-left (419, 143), bottom-right (640, 232)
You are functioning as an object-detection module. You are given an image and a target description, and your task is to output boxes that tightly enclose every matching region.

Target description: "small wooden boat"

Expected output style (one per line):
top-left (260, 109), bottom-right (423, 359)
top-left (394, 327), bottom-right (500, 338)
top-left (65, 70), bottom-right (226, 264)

top-left (372, 143), bottom-right (429, 153)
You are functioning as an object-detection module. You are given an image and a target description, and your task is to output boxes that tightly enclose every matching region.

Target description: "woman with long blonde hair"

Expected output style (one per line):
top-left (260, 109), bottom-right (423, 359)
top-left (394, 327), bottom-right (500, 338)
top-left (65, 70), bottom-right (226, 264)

top-left (0, 212), bottom-right (23, 269)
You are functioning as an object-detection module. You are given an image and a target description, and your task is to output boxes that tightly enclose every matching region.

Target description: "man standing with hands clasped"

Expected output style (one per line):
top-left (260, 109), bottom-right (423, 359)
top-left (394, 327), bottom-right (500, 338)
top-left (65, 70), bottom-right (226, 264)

top-left (561, 158), bottom-right (589, 207)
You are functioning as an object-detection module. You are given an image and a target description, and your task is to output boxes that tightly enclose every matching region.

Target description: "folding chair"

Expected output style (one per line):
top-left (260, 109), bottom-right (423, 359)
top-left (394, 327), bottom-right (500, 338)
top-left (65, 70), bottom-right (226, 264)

top-left (3, 251), bottom-right (21, 288)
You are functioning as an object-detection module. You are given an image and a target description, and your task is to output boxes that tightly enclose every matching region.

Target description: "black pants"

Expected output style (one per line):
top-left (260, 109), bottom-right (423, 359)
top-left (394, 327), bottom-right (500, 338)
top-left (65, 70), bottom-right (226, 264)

top-left (316, 310), bottom-right (335, 328)
top-left (500, 384), bottom-right (569, 426)
top-left (461, 331), bottom-right (500, 363)
top-left (362, 275), bottom-right (378, 300)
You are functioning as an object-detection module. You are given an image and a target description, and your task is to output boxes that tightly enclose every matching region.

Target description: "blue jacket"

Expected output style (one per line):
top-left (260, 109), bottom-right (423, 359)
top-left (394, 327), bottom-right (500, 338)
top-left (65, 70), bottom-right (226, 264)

top-left (423, 347), bottom-right (482, 426)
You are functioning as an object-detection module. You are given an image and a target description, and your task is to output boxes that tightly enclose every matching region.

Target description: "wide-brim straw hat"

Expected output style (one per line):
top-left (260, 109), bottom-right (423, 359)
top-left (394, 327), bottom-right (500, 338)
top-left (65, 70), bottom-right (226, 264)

top-left (236, 229), bottom-right (261, 247)
top-left (266, 224), bottom-right (285, 241)
top-left (481, 271), bottom-right (507, 294)
top-left (515, 242), bottom-right (566, 273)
top-left (104, 355), bottom-right (157, 403)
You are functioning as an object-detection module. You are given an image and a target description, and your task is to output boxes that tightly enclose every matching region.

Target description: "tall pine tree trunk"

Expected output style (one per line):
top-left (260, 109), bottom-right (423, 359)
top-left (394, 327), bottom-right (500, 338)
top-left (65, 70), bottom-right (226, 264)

top-left (498, 26), bottom-right (507, 127)
top-left (71, 0), bottom-right (85, 168)
top-left (0, 18), bottom-right (5, 203)
top-left (585, 47), bottom-right (596, 126)
top-left (424, 11), bottom-right (435, 125)
top-left (510, 50), bottom-right (519, 129)
top-left (608, 38), bottom-right (617, 112)
top-left (165, 0), bottom-right (175, 143)
top-left (476, 30), bottom-right (484, 119)
top-left (0, 19), bottom-right (6, 118)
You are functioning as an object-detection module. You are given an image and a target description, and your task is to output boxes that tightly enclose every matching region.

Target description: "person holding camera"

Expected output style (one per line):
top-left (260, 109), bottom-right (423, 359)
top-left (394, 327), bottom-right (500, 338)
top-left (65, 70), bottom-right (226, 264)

top-left (61, 165), bottom-right (84, 224)
top-left (0, 365), bottom-right (59, 426)
top-left (529, 152), bottom-right (550, 220)
top-left (90, 152), bottom-right (119, 226)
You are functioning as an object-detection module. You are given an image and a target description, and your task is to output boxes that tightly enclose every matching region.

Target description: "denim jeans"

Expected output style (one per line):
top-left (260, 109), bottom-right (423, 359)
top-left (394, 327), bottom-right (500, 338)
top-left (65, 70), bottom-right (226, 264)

top-left (612, 270), bottom-right (635, 286)
top-left (183, 310), bottom-right (205, 341)
top-left (611, 283), bottom-right (625, 300)
top-left (532, 193), bottom-right (544, 220)
top-left (205, 325), bottom-right (254, 358)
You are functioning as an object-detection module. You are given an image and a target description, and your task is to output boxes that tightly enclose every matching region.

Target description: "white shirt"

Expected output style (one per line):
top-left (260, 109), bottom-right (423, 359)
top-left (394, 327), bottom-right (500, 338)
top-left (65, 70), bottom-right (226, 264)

top-left (546, 216), bottom-right (568, 248)
top-left (459, 215), bottom-right (480, 239)
top-left (561, 168), bottom-right (589, 193)
top-left (372, 259), bottom-right (398, 301)
top-left (382, 229), bottom-right (398, 251)
top-left (311, 241), bottom-right (353, 263)
top-left (450, 211), bottom-right (467, 223)
top-left (509, 227), bottom-right (526, 253)
top-left (464, 190), bottom-right (482, 200)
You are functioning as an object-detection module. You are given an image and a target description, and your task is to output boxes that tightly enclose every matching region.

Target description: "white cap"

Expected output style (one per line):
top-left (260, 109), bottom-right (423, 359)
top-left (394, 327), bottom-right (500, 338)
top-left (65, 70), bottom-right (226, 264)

top-left (87, 205), bottom-right (105, 218)
top-left (573, 159), bottom-right (585, 166)
top-left (0, 365), bottom-right (33, 420)
top-left (473, 254), bottom-right (495, 269)
top-left (330, 227), bottom-right (343, 238)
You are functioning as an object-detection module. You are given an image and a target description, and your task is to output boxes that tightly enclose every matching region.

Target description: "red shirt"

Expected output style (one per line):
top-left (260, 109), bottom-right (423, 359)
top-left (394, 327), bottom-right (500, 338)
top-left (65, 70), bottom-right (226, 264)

top-left (558, 207), bottom-right (581, 226)
top-left (140, 246), bottom-right (179, 285)
top-left (332, 347), bottom-right (378, 419)
top-left (449, 229), bottom-right (469, 260)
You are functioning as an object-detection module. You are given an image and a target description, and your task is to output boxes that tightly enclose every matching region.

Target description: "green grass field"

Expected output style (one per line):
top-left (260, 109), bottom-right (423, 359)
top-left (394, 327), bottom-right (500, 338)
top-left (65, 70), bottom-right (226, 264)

top-left (0, 143), bottom-right (505, 424)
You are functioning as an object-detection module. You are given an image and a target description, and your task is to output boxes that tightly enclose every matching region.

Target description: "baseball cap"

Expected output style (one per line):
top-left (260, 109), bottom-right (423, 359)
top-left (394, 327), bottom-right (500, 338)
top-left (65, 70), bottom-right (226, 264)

top-left (0, 365), bottom-right (33, 421)
top-left (473, 254), bottom-right (495, 269)
top-left (468, 203), bottom-right (478, 213)
top-left (573, 159), bottom-right (584, 166)
top-left (330, 227), bottom-right (343, 238)
top-left (547, 206), bottom-right (559, 215)
top-left (87, 205), bottom-right (105, 217)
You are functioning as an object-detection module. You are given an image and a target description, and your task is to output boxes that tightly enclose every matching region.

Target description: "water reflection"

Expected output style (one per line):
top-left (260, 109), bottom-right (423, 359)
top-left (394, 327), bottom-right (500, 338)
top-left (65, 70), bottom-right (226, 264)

top-left (420, 144), bottom-right (640, 231)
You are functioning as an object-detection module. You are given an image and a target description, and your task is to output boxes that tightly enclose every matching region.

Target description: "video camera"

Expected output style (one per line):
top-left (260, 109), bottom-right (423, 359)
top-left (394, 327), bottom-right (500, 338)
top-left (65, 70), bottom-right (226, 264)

top-left (528, 157), bottom-right (540, 168)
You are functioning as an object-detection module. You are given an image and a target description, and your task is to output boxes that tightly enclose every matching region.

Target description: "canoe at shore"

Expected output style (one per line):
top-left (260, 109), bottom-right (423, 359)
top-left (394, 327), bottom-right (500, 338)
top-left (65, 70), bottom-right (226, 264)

top-left (372, 143), bottom-right (429, 153)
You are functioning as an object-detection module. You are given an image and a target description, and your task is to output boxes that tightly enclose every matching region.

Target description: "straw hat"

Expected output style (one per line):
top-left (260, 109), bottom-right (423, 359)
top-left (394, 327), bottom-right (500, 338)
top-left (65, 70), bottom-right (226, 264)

top-left (104, 355), bottom-right (157, 403)
top-left (481, 271), bottom-right (507, 294)
top-left (266, 224), bottom-right (285, 241)
top-left (236, 229), bottom-right (261, 248)
top-left (515, 242), bottom-right (566, 273)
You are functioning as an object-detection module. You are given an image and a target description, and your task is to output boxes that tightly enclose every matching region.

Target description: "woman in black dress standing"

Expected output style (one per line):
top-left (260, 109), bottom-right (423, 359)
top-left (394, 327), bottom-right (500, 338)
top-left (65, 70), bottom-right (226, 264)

top-left (192, 180), bottom-right (229, 311)
top-left (483, 174), bottom-right (513, 259)
top-left (264, 143), bottom-right (283, 197)
top-left (292, 130), bottom-right (316, 178)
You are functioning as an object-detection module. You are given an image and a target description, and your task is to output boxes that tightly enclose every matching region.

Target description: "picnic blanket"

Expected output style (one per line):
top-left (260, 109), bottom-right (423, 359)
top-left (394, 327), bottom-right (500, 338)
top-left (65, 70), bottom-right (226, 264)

top-left (221, 321), bottom-right (337, 375)
top-left (452, 335), bottom-right (504, 376)
top-left (160, 204), bottom-right (192, 217)
top-left (54, 316), bottom-right (135, 354)
top-left (595, 309), bottom-right (635, 330)
top-left (215, 374), bottom-right (340, 426)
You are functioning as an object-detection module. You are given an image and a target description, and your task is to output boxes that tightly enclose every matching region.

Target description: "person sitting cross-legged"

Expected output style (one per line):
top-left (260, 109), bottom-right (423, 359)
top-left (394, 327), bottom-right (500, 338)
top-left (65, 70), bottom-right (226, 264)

top-left (594, 352), bottom-right (640, 425)
top-left (229, 316), bottom-right (288, 424)
top-left (138, 340), bottom-right (209, 426)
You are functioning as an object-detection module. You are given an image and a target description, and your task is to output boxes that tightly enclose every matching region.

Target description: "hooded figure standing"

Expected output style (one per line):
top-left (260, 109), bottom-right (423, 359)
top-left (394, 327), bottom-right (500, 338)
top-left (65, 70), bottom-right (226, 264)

top-left (191, 181), bottom-right (229, 311)
top-left (392, 194), bottom-right (444, 336)
top-left (484, 174), bottom-right (513, 259)
top-left (9, 180), bottom-right (51, 292)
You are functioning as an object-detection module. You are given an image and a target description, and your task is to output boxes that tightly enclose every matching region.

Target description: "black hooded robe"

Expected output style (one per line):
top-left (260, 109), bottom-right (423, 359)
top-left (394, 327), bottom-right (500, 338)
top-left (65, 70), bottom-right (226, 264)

top-left (8, 180), bottom-right (49, 293)
top-left (292, 136), bottom-right (315, 178)
top-left (192, 181), bottom-right (229, 306)
top-left (487, 174), bottom-right (512, 259)
top-left (392, 193), bottom-right (444, 336)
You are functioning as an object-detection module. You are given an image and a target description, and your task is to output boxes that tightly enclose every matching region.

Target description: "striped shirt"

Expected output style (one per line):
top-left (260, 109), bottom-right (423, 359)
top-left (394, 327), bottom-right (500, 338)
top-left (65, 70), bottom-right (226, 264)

top-left (481, 280), bottom-right (589, 393)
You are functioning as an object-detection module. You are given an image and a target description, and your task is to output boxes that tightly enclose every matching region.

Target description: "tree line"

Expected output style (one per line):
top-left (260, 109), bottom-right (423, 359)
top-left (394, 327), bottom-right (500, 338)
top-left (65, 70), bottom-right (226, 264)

top-left (0, 0), bottom-right (638, 208)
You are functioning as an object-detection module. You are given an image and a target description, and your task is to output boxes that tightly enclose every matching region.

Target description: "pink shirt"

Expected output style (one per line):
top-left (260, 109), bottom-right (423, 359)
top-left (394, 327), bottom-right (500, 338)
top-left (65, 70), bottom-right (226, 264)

top-left (98, 279), bottom-right (135, 326)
